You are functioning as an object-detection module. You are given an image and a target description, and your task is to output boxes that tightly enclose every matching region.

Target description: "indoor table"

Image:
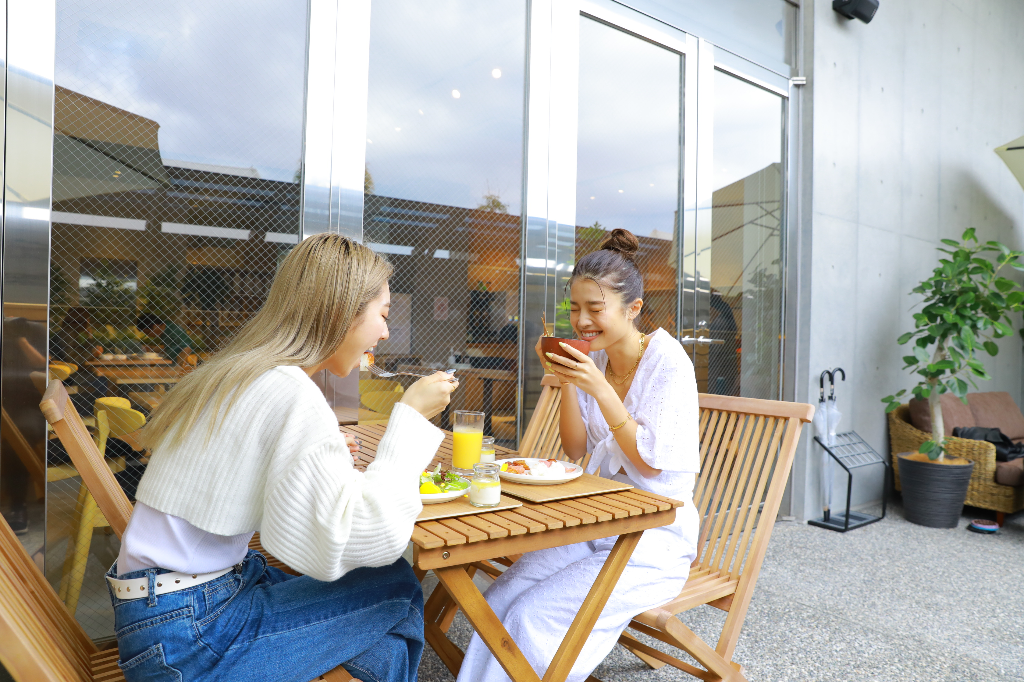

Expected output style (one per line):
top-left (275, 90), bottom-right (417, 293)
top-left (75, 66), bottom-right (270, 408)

top-left (91, 366), bottom-right (183, 387)
top-left (84, 357), bottom-right (172, 368)
top-left (344, 423), bottom-right (683, 682)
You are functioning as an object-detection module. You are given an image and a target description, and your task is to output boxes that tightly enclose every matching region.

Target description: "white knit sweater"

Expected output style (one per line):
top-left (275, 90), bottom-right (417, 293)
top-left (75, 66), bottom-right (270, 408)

top-left (135, 366), bottom-right (443, 581)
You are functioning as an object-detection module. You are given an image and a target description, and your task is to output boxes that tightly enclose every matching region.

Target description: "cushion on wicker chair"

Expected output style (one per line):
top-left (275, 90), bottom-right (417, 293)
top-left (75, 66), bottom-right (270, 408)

top-left (995, 458), bottom-right (1024, 487)
top-left (967, 392), bottom-right (1024, 441)
top-left (909, 394), bottom-right (975, 436)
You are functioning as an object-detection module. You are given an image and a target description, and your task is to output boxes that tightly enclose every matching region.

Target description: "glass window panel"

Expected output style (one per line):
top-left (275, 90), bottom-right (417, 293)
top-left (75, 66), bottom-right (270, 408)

top-left (44, 0), bottom-right (308, 638)
top-left (363, 0), bottom-right (526, 440)
top-left (576, 17), bottom-right (682, 339)
top-left (619, 0), bottom-right (796, 71)
top-left (707, 69), bottom-right (784, 398)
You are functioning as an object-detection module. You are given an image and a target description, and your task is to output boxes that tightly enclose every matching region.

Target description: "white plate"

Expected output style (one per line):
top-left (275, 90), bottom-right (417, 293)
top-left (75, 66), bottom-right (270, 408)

top-left (496, 458), bottom-right (583, 485)
top-left (420, 487), bottom-right (468, 504)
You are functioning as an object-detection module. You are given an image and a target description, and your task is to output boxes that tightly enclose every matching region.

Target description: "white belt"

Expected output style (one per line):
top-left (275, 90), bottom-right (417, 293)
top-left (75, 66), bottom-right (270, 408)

top-left (107, 566), bottom-right (236, 601)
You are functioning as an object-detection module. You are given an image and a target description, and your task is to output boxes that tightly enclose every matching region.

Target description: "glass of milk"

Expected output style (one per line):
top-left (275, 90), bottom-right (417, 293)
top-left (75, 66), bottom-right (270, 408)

top-left (468, 462), bottom-right (501, 507)
top-left (479, 436), bottom-right (496, 463)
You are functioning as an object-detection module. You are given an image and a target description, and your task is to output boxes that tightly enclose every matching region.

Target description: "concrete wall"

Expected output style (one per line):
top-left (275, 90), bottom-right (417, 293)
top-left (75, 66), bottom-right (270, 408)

top-left (793, 0), bottom-right (1024, 520)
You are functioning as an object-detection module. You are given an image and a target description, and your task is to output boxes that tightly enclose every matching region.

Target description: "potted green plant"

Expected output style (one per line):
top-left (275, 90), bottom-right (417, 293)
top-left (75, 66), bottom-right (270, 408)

top-left (882, 228), bottom-right (1024, 527)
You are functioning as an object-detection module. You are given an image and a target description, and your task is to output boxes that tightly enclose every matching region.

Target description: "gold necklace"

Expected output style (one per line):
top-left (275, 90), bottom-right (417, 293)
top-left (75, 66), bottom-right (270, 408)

top-left (606, 333), bottom-right (645, 385)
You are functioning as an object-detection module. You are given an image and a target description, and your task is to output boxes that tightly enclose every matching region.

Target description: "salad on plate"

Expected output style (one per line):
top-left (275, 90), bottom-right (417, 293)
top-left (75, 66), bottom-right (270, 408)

top-left (419, 468), bottom-right (468, 494)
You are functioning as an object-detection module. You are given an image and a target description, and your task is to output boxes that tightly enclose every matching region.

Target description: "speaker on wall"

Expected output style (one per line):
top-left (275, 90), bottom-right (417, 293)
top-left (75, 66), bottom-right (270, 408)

top-left (833, 0), bottom-right (879, 23)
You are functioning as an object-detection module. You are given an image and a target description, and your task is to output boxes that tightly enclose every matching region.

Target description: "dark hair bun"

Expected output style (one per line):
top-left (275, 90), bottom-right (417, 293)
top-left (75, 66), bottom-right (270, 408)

top-left (600, 228), bottom-right (640, 259)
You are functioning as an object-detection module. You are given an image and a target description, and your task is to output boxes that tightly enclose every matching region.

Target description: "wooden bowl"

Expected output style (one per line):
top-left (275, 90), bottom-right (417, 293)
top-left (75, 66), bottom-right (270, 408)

top-left (541, 337), bottom-right (591, 361)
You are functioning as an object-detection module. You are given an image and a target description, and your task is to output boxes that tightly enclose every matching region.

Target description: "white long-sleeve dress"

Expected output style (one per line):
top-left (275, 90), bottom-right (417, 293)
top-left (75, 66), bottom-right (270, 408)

top-left (457, 328), bottom-right (701, 682)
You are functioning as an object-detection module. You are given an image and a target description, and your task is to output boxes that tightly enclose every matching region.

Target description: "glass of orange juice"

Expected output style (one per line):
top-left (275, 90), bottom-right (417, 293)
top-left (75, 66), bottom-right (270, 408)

top-left (452, 410), bottom-right (485, 473)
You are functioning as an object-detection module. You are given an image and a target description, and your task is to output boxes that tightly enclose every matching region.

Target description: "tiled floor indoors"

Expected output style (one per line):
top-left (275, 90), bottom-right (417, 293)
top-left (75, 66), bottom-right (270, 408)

top-left (417, 501), bottom-right (1024, 682)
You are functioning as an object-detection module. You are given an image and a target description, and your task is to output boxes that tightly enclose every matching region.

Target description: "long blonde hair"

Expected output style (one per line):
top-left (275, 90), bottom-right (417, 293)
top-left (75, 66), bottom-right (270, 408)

top-left (141, 233), bottom-right (393, 450)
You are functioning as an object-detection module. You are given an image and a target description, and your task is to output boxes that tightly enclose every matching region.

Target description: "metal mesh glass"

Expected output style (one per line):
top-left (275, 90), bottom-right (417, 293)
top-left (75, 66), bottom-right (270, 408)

top-left (709, 70), bottom-right (784, 399)
top-left (45, 0), bottom-right (308, 638)
top-left (576, 18), bottom-right (683, 338)
top-left (362, 0), bottom-right (526, 440)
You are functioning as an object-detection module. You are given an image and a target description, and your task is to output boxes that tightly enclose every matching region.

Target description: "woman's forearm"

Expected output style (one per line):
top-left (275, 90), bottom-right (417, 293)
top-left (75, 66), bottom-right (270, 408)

top-left (593, 385), bottom-right (661, 478)
top-left (558, 385), bottom-right (589, 460)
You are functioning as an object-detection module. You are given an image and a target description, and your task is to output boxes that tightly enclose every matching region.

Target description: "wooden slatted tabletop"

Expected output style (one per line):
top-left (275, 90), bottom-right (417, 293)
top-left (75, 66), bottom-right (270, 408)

top-left (344, 422), bottom-right (683, 682)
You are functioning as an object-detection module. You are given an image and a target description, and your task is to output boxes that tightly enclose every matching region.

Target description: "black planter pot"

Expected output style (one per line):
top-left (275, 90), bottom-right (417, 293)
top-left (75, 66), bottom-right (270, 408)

top-left (896, 453), bottom-right (974, 528)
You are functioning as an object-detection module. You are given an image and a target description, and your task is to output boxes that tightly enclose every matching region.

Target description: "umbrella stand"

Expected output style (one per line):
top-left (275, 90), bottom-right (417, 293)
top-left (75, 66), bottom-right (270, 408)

top-left (808, 432), bottom-right (890, 532)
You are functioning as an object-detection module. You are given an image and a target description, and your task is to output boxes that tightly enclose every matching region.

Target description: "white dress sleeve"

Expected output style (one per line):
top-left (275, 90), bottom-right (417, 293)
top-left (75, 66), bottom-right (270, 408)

top-left (259, 401), bottom-right (442, 581)
top-left (632, 345), bottom-right (700, 473)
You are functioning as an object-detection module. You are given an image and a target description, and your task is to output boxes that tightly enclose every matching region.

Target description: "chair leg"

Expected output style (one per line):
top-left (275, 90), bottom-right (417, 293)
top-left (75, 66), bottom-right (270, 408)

top-left (617, 626), bottom-right (711, 679)
top-left (996, 511), bottom-right (1005, 527)
top-left (618, 631), bottom-right (666, 670)
top-left (65, 491), bottom-right (103, 615)
top-left (662, 616), bottom-right (746, 682)
top-left (58, 483), bottom-right (90, 601)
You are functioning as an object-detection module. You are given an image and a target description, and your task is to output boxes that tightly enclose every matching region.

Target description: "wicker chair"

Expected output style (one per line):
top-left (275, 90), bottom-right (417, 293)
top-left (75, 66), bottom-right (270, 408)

top-left (888, 404), bottom-right (1024, 523)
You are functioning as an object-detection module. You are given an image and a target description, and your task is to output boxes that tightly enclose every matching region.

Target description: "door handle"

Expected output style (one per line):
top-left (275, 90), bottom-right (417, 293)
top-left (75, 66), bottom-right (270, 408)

top-left (679, 336), bottom-right (725, 346)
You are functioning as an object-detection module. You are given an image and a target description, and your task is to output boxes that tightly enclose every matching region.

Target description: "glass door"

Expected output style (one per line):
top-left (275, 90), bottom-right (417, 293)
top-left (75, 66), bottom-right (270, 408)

top-left (692, 68), bottom-right (786, 398)
top-left (574, 11), bottom-right (689, 342)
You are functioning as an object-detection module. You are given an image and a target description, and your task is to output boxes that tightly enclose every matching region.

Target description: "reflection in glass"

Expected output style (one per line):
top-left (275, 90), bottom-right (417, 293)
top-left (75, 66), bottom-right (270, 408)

top-left (363, 0), bottom-right (526, 440)
top-left (41, 0), bottom-right (308, 637)
top-left (707, 70), bottom-right (784, 398)
top-left (576, 17), bottom-right (682, 338)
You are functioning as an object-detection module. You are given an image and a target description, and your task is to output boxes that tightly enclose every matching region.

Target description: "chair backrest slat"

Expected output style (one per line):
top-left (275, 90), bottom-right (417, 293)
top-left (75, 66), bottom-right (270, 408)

top-left (0, 514), bottom-right (95, 681)
top-left (692, 394), bottom-right (813, 583)
top-left (700, 412), bottom-right (758, 572)
top-left (722, 416), bottom-right (784, 578)
top-left (519, 374), bottom-right (570, 462)
top-left (707, 414), bottom-right (767, 572)
top-left (40, 381), bottom-right (134, 538)
top-left (693, 410), bottom-right (738, 565)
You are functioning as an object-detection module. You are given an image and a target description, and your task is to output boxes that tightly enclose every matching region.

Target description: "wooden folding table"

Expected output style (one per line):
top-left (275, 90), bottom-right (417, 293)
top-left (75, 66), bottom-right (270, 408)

top-left (346, 423), bottom-right (683, 682)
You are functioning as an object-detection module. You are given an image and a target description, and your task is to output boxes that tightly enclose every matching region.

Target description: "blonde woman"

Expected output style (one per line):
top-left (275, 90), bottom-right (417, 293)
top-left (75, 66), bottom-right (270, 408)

top-left (106, 234), bottom-right (457, 682)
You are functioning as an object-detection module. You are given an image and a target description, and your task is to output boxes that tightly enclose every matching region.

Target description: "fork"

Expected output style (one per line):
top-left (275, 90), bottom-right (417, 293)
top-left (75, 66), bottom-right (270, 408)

top-left (367, 364), bottom-right (458, 381)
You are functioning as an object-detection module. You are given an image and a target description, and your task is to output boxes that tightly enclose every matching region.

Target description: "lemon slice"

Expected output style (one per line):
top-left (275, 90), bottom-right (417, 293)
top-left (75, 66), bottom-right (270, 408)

top-left (419, 482), bottom-right (442, 494)
top-left (500, 463), bottom-right (508, 471)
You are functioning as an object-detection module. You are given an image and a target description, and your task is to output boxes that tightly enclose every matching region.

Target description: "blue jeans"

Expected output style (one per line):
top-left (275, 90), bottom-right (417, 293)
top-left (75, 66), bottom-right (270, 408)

top-left (106, 550), bottom-right (424, 682)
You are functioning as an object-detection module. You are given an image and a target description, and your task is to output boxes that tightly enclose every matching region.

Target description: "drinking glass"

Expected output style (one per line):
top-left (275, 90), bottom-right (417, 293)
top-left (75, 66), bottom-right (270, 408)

top-left (468, 462), bottom-right (501, 507)
top-left (479, 436), bottom-right (496, 463)
top-left (452, 410), bottom-right (485, 472)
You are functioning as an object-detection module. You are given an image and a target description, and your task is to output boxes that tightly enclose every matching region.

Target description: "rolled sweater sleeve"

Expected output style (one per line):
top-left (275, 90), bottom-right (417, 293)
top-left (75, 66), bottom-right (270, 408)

top-left (260, 402), bottom-right (443, 581)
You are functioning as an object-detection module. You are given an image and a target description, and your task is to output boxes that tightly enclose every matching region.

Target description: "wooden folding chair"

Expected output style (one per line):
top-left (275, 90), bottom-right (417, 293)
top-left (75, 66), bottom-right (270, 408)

top-left (518, 374), bottom-right (592, 469)
top-left (615, 394), bottom-right (813, 682)
top-left (35, 380), bottom-right (359, 681)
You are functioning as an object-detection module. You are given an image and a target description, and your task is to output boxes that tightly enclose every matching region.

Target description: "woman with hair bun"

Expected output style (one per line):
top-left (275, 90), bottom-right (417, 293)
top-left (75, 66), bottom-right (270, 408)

top-left (458, 228), bottom-right (700, 682)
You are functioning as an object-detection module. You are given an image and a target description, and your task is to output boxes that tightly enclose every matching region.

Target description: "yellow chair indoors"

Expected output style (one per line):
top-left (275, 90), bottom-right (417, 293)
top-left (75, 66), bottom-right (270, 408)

top-left (56, 397), bottom-right (146, 614)
top-left (359, 379), bottom-right (404, 416)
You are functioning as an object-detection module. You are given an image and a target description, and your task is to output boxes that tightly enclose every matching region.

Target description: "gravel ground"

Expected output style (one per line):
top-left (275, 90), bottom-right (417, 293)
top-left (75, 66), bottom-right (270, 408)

top-left (417, 501), bottom-right (1024, 682)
